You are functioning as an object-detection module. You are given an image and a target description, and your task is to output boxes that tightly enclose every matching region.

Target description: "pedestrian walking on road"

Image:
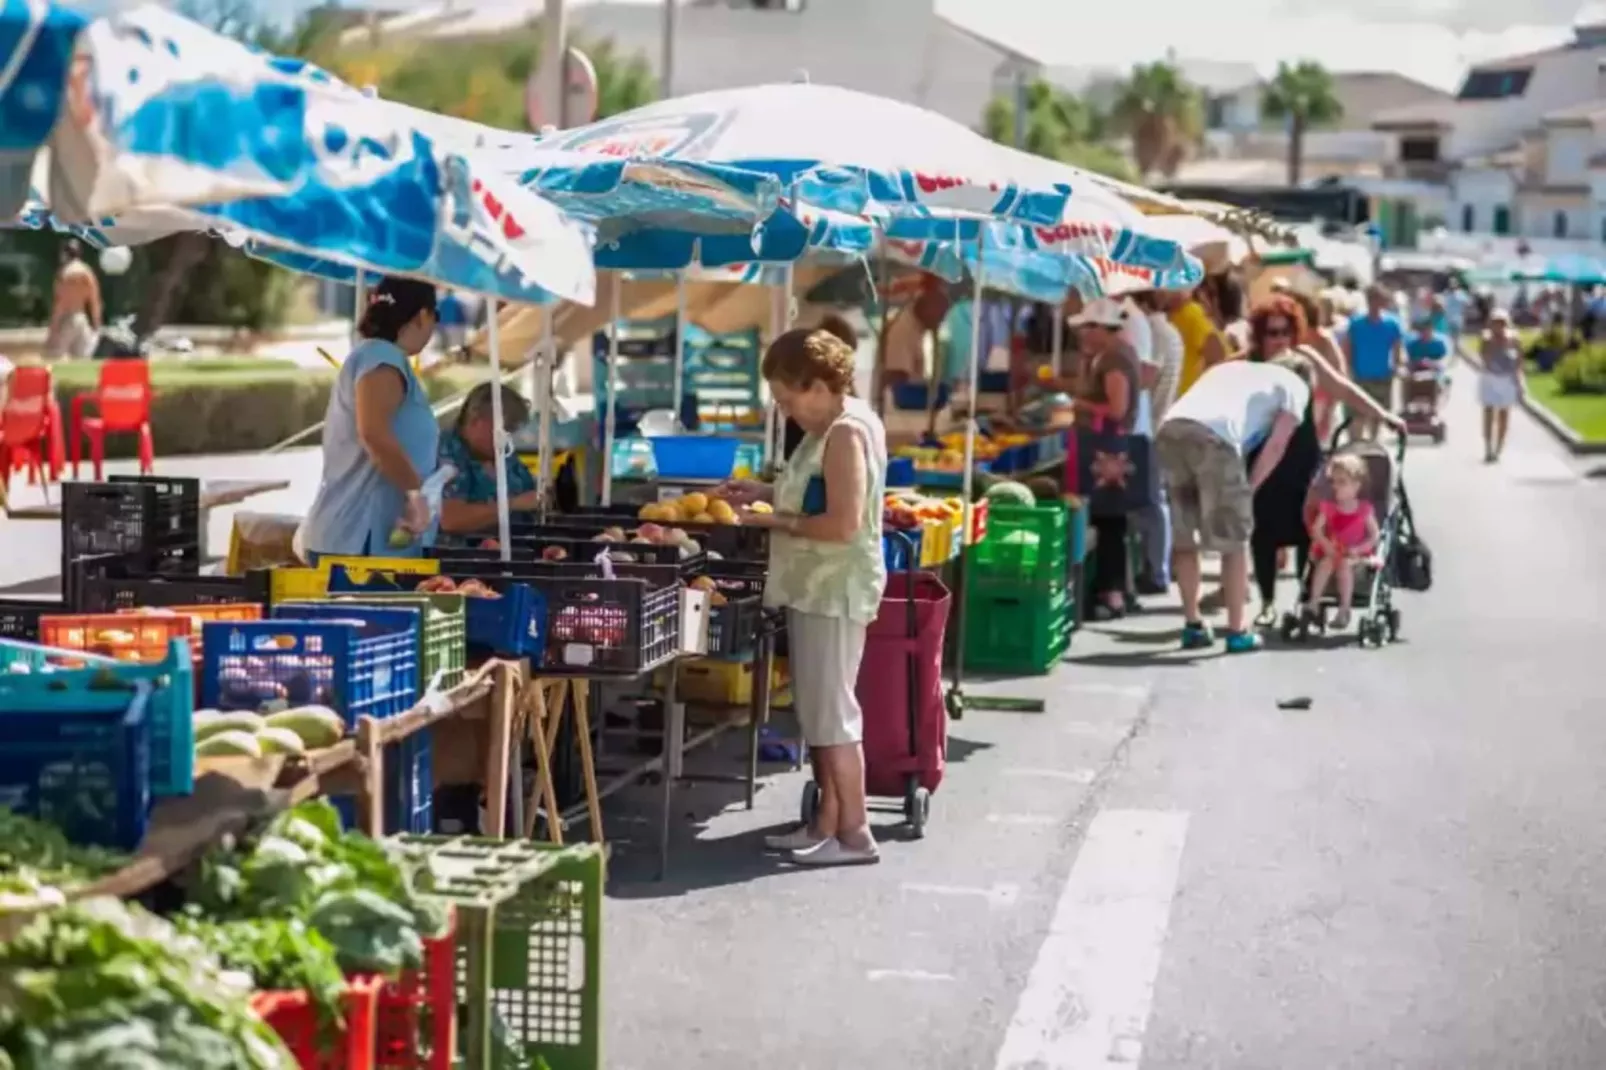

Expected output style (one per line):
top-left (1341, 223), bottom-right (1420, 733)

top-left (44, 239), bottom-right (101, 360)
top-left (1154, 357), bottom-right (1311, 654)
top-left (1478, 309), bottom-right (1525, 463)
top-left (1342, 286), bottom-right (1405, 441)
top-left (721, 327), bottom-right (887, 867)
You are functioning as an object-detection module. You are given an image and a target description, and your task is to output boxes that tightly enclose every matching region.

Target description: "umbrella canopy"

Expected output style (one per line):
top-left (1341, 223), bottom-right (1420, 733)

top-left (10, 3), bottom-right (598, 304)
top-left (0, 0), bottom-right (86, 215)
top-left (537, 82), bottom-right (1071, 231)
top-left (1512, 253), bottom-right (1606, 286)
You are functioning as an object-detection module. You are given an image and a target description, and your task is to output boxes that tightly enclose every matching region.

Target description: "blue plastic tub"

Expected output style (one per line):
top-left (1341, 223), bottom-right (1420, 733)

top-left (891, 382), bottom-right (952, 411)
top-left (0, 681), bottom-right (153, 849)
top-left (385, 731), bottom-right (433, 835)
top-left (882, 530), bottom-right (923, 572)
top-left (202, 613), bottom-right (419, 727)
top-left (0, 638), bottom-right (194, 798)
top-left (325, 565), bottom-right (548, 660)
top-left (885, 457), bottom-right (917, 488)
top-left (648, 435), bottom-right (740, 480)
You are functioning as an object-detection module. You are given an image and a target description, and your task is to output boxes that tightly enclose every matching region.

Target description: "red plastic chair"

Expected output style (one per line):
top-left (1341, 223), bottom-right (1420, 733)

top-left (1, 366), bottom-right (56, 497)
top-left (71, 359), bottom-right (154, 480)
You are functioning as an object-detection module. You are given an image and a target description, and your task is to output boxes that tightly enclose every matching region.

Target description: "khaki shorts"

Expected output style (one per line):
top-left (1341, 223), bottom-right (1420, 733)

top-left (786, 609), bottom-right (866, 748)
top-left (1356, 378), bottom-right (1394, 412)
top-left (1154, 419), bottom-right (1253, 553)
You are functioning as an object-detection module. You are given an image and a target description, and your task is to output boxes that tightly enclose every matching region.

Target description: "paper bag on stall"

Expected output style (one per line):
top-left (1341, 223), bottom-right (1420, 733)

top-left (226, 511), bottom-right (306, 574)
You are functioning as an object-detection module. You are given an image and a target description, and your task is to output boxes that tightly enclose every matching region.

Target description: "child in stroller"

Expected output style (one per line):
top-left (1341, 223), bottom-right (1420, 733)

top-left (1401, 318), bottom-right (1450, 442)
top-left (1304, 454), bottom-right (1380, 629)
top-left (1282, 435), bottom-right (1405, 647)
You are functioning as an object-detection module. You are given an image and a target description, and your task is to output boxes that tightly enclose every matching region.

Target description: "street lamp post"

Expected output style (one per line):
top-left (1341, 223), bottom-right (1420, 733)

top-left (542, 0), bottom-right (568, 129)
top-left (661, 0), bottom-right (677, 98)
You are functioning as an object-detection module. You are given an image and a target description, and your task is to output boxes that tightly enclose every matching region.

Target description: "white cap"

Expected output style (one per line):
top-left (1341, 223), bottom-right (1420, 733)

top-left (1067, 296), bottom-right (1127, 328)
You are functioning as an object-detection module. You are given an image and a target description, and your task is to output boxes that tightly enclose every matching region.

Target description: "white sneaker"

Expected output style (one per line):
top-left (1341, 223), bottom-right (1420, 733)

top-left (790, 836), bottom-right (880, 867)
top-left (764, 826), bottom-right (825, 852)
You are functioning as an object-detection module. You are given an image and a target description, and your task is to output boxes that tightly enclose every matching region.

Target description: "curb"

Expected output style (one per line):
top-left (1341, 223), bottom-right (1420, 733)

top-left (1458, 349), bottom-right (1606, 457)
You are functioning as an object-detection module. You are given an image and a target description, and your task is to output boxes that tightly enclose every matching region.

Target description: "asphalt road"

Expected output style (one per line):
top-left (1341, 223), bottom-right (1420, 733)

top-left (599, 372), bottom-right (1605, 1070)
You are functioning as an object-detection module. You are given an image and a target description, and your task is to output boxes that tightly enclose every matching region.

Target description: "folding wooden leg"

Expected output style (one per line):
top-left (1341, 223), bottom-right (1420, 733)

top-left (569, 680), bottom-right (605, 845)
top-left (519, 677), bottom-right (565, 845)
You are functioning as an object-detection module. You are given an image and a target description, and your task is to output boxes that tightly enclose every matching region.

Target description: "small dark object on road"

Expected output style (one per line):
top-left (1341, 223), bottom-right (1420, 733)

top-left (1277, 696), bottom-right (1313, 711)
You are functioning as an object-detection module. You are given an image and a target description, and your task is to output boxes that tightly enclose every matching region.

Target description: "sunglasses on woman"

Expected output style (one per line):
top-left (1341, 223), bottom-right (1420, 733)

top-left (1263, 321), bottom-right (1294, 339)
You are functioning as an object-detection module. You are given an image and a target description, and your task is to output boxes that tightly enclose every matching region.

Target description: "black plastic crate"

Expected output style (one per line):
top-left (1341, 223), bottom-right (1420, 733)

top-left (77, 570), bottom-right (270, 613)
top-left (110, 475), bottom-right (200, 570)
top-left (429, 553), bottom-right (684, 595)
top-left (541, 577), bottom-right (680, 676)
top-left (552, 508), bottom-right (770, 562)
top-left (445, 528), bottom-right (695, 569)
top-left (0, 598), bottom-right (62, 641)
top-left (699, 560), bottom-right (766, 658)
top-left (61, 481), bottom-right (200, 581)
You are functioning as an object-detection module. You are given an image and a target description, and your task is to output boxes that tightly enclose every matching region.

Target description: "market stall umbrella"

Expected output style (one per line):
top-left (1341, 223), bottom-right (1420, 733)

top-left (537, 81), bottom-right (1072, 233)
top-left (1512, 253), bottom-right (1606, 286)
top-left (13, 4), bottom-right (599, 305)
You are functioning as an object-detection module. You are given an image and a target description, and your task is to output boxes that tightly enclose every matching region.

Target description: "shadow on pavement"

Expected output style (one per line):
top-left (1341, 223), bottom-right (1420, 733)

top-left (946, 734), bottom-right (994, 763)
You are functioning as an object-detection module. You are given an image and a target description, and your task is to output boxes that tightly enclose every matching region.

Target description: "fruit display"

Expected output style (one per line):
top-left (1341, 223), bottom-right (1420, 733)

top-left (638, 491), bottom-right (741, 526)
top-left (983, 480), bottom-right (1037, 507)
top-left (415, 575), bottom-right (500, 596)
top-left (687, 574), bottom-right (729, 607)
top-left (882, 492), bottom-right (964, 531)
top-left (193, 704), bottom-right (346, 760)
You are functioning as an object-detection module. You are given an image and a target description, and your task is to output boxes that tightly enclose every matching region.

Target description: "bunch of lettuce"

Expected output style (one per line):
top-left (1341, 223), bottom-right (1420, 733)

top-left (0, 898), bottom-right (294, 1070)
top-left (0, 810), bottom-right (127, 913)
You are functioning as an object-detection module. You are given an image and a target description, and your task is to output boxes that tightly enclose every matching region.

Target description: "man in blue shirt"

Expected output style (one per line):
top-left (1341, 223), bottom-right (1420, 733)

top-left (1404, 317), bottom-right (1451, 395)
top-left (1343, 286), bottom-right (1405, 440)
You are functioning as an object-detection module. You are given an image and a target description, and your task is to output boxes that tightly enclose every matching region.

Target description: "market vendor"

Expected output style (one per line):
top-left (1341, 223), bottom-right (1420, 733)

top-left (437, 382), bottom-right (543, 543)
top-left (719, 326), bottom-right (887, 868)
top-left (302, 277), bottom-right (440, 561)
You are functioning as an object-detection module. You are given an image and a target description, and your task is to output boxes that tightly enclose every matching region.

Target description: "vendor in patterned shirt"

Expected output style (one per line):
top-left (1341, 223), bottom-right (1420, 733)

top-left (437, 382), bottom-right (543, 542)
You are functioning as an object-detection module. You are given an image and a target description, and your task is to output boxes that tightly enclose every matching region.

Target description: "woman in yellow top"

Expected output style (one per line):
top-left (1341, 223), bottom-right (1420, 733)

top-left (1163, 287), bottom-right (1229, 398)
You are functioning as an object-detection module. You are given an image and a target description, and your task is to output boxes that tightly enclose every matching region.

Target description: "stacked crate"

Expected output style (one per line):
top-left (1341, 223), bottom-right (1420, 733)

top-left (961, 500), bottom-right (1074, 675)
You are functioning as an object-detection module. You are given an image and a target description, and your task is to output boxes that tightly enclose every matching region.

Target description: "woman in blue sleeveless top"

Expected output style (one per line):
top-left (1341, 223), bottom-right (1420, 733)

top-left (302, 278), bottom-right (440, 560)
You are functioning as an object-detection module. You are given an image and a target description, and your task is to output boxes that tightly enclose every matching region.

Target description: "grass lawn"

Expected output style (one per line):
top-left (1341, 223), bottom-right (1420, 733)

top-left (1524, 372), bottom-right (1606, 443)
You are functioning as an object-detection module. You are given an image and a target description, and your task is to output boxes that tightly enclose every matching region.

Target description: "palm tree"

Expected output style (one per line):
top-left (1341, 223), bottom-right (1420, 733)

top-left (1109, 61), bottom-right (1203, 179)
top-left (981, 81), bottom-right (1135, 182)
top-left (1261, 60), bottom-right (1344, 187)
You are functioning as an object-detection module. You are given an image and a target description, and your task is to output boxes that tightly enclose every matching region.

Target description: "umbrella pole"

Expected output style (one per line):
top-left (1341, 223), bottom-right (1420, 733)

top-left (536, 313), bottom-right (555, 516)
top-left (947, 243), bottom-right (1047, 718)
top-left (674, 257), bottom-right (689, 430)
top-left (763, 263), bottom-right (795, 470)
top-left (487, 299), bottom-right (512, 563)
top-left (601, 275), bottom-right (622, 508)
top-left (871, 242), bottom-right (892, 417)
top-left (1051, 297), bottom-right (1065, 377)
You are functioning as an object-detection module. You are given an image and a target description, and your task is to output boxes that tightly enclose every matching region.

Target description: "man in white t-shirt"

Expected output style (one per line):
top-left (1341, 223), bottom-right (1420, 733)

top-left (1154, 355), bottom-right (1312, 654)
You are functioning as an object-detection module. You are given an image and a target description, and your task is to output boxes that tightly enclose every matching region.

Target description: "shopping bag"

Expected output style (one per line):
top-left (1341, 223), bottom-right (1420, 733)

top-left (1065, 417), bottom-right (1156, 518)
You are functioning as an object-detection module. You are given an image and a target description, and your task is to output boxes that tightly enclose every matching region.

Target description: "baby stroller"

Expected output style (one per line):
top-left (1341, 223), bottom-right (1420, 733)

top-left (1400, 364), bottom-right (1448, 443)
top-left (1280, 423), bottom-right (1407, 648)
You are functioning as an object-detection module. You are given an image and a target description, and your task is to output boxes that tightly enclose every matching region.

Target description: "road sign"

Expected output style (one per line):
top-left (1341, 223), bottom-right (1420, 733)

top-left (526, 47), bottom-right (599, 131)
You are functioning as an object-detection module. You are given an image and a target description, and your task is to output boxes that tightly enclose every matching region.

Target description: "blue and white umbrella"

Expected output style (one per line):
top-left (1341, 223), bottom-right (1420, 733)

top-left (6, 3), bottom-right (598, 304)
top-left (0, 0), bottom-right (85, 216)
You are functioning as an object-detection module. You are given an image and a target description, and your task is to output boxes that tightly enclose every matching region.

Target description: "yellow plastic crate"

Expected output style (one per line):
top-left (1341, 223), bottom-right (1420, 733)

top-left (918, 515), bottom-right (960, 568)
top-left (268, 555), bottom-right (439, 606)
top-left (673, 657), bottom-right (788, 707)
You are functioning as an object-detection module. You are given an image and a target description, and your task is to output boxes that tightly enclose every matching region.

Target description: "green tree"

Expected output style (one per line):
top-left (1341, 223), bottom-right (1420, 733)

top-left (1261, 60), bottom-right (1344, 187)
top-left (981, 80), bottom-right (1135, 183)
top-left (1109, 61), bottom-right (1204, 180)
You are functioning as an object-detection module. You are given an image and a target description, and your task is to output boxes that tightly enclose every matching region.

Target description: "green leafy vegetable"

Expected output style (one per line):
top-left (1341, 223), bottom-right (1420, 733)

top-left (0, 898), bottom-right (295, 1070)
top-left (176, 917), bottom-right (346, 1031)
top-left (0, 809), bottom-right (127, 891)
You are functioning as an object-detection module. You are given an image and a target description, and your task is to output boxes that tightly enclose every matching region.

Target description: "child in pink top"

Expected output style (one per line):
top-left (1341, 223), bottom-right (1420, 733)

top-left (1305, 454), bottom-right (1381, 629)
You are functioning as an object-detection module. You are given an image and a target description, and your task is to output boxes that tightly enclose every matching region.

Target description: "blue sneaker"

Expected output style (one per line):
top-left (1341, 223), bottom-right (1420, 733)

top-left (1180, 621), bottom-right (1215, 650)
top-left (1224, 630), bottom-right (1264, 654)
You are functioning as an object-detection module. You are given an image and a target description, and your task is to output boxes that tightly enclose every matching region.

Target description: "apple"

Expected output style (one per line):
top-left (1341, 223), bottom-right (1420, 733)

top-left (541, 545), bottom-right (568, 561)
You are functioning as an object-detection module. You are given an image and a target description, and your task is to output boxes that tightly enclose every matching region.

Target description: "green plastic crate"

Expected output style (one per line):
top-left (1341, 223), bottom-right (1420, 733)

top-left (963, 584), bottom-right (1072, 674)
top-left (331, 592), bottom-right (467, 692)
top-left (969, 501), bottom-right (1069, 593)
top-left (395, 836), bottom-right (604, 1070)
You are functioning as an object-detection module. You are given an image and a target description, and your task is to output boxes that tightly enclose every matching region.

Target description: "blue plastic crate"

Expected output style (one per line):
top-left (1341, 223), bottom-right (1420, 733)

top-left (325, 565), bottom-right (548, 661)
top-left (0, 638), bottom-right (194, 798)
top-left (648, 435), bottom-right (740, 480)
top-left (202, 614), bottom-right (419, 728)
top-left (0, 681), bottom-right (153, 850)
top-left (885, 457), bottom-right (917, 488)
top-left (385, 731), bottom-right (433, 835)
top-left (882, 530), bottom-right (923, 572)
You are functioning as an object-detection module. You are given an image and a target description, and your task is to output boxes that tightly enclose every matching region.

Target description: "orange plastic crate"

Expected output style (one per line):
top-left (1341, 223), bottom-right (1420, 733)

top-left (39, 612), bottom-right (193, 663)
top-left (117, 603), bottom-right (264, 663)
top-left (375, 910), bottom-right (457, 1070)
top-left (252, 974), bottom-right (382, 1070)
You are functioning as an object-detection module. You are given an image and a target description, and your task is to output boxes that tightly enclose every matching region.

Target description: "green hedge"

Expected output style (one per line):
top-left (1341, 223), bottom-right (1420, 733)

top-left (1553, 344), bottom-right (1606, 396)
top-left (39, 359), bottom-right (485, 459)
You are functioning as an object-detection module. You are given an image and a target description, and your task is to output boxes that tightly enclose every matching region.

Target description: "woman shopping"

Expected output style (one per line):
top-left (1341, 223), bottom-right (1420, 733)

top-left (302, 277), bottom-right (440, 561)
top-left (718, 328), bottom-right (888, 867)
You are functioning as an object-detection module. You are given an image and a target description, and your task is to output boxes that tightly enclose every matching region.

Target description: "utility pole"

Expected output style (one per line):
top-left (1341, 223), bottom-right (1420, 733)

top-left (1012, 68), bottom-right (1027, 149)
top-left (542, 0), bottom-right (569, 128)
top-left (661, 0), bottom-right (677, 98)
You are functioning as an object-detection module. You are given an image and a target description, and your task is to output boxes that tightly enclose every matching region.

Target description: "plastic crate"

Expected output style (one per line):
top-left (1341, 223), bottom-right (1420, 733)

top-left (203, 616), bottom-right (419, 726)
top-left (966, 498), bottom-right (990, 546)
top-left (0, 681), bottom-right (153, 849)
top-left (117, 603), bottom-right (263, 667)
top-left (252, 974), bottom-right (383, 1070)
top-left (0, 636), bottom-right (101, 672)
top-left (0, 598), bottom-right (60, 641)
top-left (320, 593), bottom-right (466, 694)
top-left (326, 565), bottom-right (547, 661)
top-left (917, 515), bottom-right (962, 568)
top-left (384, 730), bottom-right (434, 835)
top-left (61, 480), bottom-right (198, 579)
top-left (40, 611), bottom-right (195, 664)
top-left (375, 909), bottom-right (458, 1070)
top-left (391, 837), bottom-right (604, 1070)
top-left (542, 577), bottom-right (680, 675)
top-left (967, 501), bottom-right (1070, 593)
top-left (672, 657), bottom-right (772, 706)
top-left (891, 382), bottom-right (951, 411)
top-left (647, 435), bottom-right (740, 480)
top-left (545, 509), bottom-right (770, 563)
top-left (270, 556), bottom-right (441, 606)
top-left (109, 474), bottom-right (201, 572)
top-left (77, 568), bottom-right (271, 613)
top-left (961, 585), bottom-right (1073, 675)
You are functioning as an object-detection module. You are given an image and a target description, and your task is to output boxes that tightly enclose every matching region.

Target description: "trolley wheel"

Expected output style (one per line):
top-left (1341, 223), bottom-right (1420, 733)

top-left (1386, 607), bottom-right (1402, 642)
top-left (1279, 612), bottom-right (1301, 643)
top-left (904, 778), bottom-right (931, 839)
top-left (1358, 619), bottom-right (1381, 648)
top-left (800, 781), bottom-right (821, 827)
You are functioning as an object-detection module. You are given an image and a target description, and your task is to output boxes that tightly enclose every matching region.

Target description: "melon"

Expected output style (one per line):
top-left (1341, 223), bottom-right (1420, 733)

top-left (983, 480), bottom-right (1037, 507)
top-left (194, 710), bottom-right (264, 742)
top-left (255, 726), bottom-right (308, 757)
top-left (265, 706), bottom-right (345, 749)
top-left (196, 730), bottom-right (263, 759)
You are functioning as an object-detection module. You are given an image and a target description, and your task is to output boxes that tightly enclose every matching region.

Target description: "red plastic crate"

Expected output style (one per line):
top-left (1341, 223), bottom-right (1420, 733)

top-left (375, 910), bottom-right (457, 1070)
top-left (252, 974), bottom-right (383, 1070)
top-left (40, 612), bottom-right (192, 663)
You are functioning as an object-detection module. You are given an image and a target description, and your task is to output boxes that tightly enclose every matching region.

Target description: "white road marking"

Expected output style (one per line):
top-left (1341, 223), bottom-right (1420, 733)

top-left (1004, 767), bottom-right (1097, 784)
top-left (901, 882), bottom-right (1021, 908)
top-left (986, 813), bottom-right (1059, 827)
top-left (867, 968), bottom-right (956, 983)
top-left (993, 809), bottom-right (1190, 1070)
